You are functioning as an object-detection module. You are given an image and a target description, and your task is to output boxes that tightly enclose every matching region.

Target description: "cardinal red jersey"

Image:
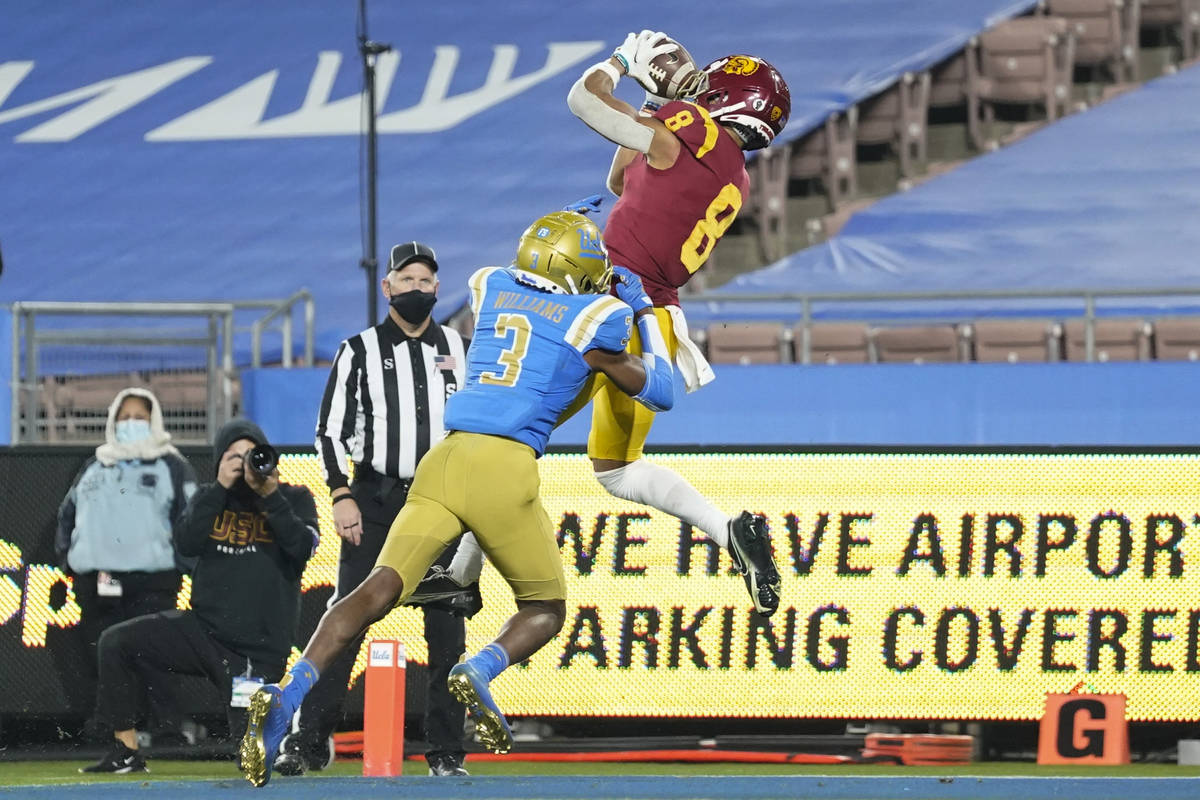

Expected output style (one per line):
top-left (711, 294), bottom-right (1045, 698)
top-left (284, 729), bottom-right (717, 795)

top-left (603, 100), bottom-right (750, 306)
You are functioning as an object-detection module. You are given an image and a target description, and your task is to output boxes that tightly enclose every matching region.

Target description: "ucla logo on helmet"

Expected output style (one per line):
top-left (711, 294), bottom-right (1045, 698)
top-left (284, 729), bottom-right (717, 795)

top-left (536, 226), bottom-right (551, 238)
top-left (576, 228), bottom-right (606, 261)
top-left (724, 56), bottom-right (759, 76)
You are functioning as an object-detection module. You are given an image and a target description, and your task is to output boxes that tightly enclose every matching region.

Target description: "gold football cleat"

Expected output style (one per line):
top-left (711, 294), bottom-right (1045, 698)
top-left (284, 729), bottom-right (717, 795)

top-left (447, 668), bottom-right (513, 755)
top-left (239, 688), bottom-right (273, 787)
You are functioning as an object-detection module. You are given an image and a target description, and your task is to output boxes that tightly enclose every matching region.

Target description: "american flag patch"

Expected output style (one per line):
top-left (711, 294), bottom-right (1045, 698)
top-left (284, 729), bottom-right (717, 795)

top-left (434, 354), bottom-right (456, 370)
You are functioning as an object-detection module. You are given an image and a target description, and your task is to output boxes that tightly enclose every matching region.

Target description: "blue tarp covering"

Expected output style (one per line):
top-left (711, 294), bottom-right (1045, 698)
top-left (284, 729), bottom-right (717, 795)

top-left (687, 63), bottom-right (1200, 323)
top-left (0, 308), bottom-right (10, 444)
top-left (0, 0), bottom-right (1035, 363)
top-left (246, 362), bottom-right (1200, 447)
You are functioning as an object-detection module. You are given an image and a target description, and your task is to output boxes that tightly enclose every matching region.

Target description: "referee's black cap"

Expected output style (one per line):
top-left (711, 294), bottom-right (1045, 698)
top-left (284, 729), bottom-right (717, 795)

top-left (388, 241), bottom-right (438, 273)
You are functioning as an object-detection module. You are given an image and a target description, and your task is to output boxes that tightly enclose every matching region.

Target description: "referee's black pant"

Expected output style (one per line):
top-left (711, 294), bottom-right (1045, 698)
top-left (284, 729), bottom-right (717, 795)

top-left (292, 475), bottom-right (467, 765)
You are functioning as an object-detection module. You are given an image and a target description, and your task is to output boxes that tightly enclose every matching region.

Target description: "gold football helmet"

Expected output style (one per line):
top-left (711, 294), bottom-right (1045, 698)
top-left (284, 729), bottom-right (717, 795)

top-left (514, 211), bottom-right (612, 294)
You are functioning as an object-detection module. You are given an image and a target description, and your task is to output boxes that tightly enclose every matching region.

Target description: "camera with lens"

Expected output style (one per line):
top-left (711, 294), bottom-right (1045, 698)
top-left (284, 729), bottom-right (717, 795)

top-left (245, 443), bottom-right (279, 477)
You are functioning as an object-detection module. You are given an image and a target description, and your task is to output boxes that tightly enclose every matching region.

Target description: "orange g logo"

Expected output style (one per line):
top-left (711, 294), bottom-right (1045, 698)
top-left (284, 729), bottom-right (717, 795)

top-left (723, 56), bottom-right (759, 76)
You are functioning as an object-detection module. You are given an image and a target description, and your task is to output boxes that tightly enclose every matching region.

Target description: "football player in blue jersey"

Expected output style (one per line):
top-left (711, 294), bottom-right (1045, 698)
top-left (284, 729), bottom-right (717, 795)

top-left (240, 210), bottom-right (675, 787)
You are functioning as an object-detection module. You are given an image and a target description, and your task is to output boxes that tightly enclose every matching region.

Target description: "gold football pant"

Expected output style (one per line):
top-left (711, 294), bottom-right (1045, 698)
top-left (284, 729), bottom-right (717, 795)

top-left (375, 431), bottom-right (566, 602)
top-left (560, 306), bottom-right (679, 462)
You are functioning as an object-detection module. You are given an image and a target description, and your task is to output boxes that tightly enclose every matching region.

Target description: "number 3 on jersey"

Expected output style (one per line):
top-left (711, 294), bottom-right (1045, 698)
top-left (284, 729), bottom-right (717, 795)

top-left (479, 313), bottom-right (531, 387)
top-left (680, 183), bottom-right (743, 273)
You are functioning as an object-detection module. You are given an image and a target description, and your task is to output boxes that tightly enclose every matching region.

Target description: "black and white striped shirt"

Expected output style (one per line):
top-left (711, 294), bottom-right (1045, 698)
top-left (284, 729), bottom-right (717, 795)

top-left (315, 316), bottom-right (467, 491)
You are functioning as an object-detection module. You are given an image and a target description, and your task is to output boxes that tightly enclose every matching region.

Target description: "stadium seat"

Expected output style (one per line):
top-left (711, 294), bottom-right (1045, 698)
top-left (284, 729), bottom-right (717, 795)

top-left (1151, 317), bottom-right (1200, 360)
top-left (745, 146), bottom-right (790, 264)
top-left (969, 320), bottom-right (1062, 362)
top-left (147, 370), bottom-right (211, 409)
top-left (52, 373), bottom-right (146, 441)
top-left (872, 325), bottom-right (966, 363)
top-left (1040, 0), bottom-right (1140, 82)
top-left (705, 323), bottom-right (785, 364)
top-left (789, 110), bottom-right (859, 209)
top-left (1139, 0), bottom-right (1200, 60)
top-left (855, 71), bottom-right (932, 177)
top-left (968, 16), bottom-right (1077, 145)
top-left (928, 52), bottom-right (984, 151)
top-left (147, 370), bottom-right (239, 442)
top-left (797, 323), bottom-right (873, 364)
top-left (1063, 318), bottom-right (1152, 361)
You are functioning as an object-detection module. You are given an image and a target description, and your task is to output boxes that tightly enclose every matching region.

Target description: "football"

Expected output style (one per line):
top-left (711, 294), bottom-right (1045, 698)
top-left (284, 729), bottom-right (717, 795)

top-left (645, 37), bottom-right (705, 99)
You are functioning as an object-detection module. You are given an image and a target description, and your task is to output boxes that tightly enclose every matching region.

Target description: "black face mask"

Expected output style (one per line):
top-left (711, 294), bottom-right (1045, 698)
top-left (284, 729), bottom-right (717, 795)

top-left (389, 289), bottom-right (437, 325)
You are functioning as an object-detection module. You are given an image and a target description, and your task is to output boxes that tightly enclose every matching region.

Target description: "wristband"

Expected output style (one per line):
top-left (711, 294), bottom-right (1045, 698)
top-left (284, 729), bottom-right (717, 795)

top-left (591, 61), bottom-right (622, 86)
top-left (332, 494), bottom-right (355, 506)
top-left (610, 53), bottom-right (629, 74)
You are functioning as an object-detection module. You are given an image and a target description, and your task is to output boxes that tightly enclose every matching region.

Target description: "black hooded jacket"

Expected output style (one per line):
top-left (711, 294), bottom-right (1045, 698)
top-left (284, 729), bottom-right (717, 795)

top-left (173, 419), bottom-right (317, 672)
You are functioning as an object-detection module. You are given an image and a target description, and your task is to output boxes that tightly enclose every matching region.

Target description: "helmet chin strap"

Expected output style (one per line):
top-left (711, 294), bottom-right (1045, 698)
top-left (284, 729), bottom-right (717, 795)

top-left (512, 269), bottom-right (570, 294)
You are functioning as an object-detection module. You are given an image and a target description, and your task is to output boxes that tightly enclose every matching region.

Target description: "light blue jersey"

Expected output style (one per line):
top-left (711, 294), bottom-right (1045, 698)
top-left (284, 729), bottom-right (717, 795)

top-left (445, 267), bottom-right (633, 455)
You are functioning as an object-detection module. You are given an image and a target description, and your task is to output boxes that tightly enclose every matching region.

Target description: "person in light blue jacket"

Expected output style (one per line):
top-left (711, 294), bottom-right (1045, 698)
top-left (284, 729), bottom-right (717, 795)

top-left (56, 387), bottom-right (198, 744)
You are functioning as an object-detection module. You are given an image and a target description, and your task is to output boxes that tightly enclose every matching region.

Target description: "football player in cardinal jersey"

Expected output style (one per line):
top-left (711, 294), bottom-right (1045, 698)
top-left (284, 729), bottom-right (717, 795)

top-left (567, 31), bottom-right (791, 617)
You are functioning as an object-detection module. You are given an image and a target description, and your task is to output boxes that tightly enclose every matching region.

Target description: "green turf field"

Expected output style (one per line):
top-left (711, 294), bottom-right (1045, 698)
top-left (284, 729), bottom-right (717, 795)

top-left (3, 759), bottom-right (1199, 786)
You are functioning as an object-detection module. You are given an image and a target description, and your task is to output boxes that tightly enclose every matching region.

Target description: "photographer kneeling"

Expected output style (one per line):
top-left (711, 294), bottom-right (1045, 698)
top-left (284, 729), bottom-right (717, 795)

top-left (81, 419), bottom-right (317, 774)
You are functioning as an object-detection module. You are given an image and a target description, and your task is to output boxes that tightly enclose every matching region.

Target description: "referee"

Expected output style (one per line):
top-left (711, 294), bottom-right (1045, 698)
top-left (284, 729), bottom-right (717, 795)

top-left (276, 241), bottom-right (483, 778)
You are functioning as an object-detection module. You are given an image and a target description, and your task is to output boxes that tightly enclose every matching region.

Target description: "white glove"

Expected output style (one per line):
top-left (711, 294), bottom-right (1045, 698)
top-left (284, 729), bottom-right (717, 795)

top-left (611, 31), bottom-right (646, 76)
top-left (613, 30), bottom-right (678, 93)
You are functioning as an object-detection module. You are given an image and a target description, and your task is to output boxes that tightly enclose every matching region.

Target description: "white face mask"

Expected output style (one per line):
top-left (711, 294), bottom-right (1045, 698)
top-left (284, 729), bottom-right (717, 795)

top-left (115, 419), bottom-right (152, 444)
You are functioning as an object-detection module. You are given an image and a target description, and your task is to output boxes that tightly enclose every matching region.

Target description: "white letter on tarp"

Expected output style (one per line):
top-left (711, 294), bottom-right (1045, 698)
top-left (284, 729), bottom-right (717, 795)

top-left (146, 41), bottom-right (604, 141)
top-left (0, 58), bottom-right (212, 142)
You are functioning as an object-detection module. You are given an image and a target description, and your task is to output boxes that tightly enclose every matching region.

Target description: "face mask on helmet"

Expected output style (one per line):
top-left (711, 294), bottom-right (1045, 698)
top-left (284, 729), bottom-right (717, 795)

top-left (514, 211), bottom-right (612, 294)
top-left (698, 55), bottom-right (791, 150)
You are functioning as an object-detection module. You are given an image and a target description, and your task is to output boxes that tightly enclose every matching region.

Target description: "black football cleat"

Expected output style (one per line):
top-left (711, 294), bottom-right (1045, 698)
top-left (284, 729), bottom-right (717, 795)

top-left (728, 511), bottom-right (782, 617)
top-left (427, 753), bottom-right (470, 776)
top-left (405, 567), bottom-right (483, 619)
top-left (79, 742), bottom-right (148, 774)
top-left (273, 733), bottom-right (335, 776)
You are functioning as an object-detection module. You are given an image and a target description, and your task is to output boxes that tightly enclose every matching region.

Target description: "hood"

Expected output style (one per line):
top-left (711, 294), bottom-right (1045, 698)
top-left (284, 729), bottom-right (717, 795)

top-left (212, 418), bottom-right (268, 473)
top-left (94, 387), bottom-right (179, 466)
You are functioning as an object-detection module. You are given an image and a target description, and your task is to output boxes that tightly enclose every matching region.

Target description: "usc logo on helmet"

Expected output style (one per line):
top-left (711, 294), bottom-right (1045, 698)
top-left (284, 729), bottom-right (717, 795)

top-left (723, 56), bottom-right (760, 76)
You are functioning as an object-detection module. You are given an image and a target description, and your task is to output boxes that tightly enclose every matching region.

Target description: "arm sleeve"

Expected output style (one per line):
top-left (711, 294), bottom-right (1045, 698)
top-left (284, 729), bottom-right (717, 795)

top-left (54, 460), bottom-right (92, 569)
top-left (314, 340), bottom-right (358, 493)
top-left (165, 455), bottom-right (201, 573)
top-left (631, 313), bottom-right (675, 412)
top-left (173, 482), bottom-right (227, 558)
top-left (567, 67), bottom-right (655, 153)
top-left (263, 485), bottom-right (319, 568)
top-left (165, 455), bottom-right (199, 523)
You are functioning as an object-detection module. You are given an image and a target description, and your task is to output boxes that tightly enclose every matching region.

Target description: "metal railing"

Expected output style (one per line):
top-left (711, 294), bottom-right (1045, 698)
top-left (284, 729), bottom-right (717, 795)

top-left (246, 289), bottom-right (315, 368)
top-left (685, 286), bottom-right (1200, 364)
top-left (9, 291), bottom-right (315, 444)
